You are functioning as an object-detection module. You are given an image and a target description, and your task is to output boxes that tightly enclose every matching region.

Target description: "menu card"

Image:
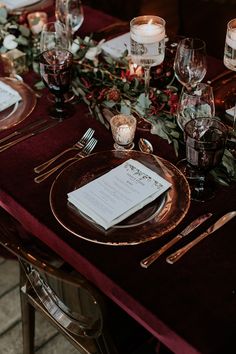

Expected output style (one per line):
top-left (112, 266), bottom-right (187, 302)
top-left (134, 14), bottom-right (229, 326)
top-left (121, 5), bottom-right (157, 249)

top-left (67, 159), bottom-right (171, 230)
top-left (0, 81), bottom-right (22, 112)
top-left (101, 32), bottom-right (130, 58)
top-left (226, 106), bottom-right (236, 118)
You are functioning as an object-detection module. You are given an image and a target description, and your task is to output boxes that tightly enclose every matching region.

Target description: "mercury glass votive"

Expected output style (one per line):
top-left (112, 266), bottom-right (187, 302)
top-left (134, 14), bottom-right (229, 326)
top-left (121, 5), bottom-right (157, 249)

top-left (27, 12), bottom-right (48, 35)
top-left (110, 114), bottom-right (137, 150)
top-left (1, 49), bottom-right (27, 76)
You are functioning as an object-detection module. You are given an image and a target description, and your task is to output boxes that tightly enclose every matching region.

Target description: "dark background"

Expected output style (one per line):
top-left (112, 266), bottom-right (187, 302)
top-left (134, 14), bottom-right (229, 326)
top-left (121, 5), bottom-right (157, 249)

top-left (84, 0), bottom-right (236, 59)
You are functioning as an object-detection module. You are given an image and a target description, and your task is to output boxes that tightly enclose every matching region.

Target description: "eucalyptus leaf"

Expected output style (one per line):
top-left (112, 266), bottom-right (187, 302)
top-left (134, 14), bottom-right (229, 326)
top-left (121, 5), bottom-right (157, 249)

top-left (0, 7), bottom-right (7, 19)
top-left (19, 25), bottom-right (30, 37)
top-left (34, 80), bottom-right (45, 90)
top-left (120, 100), bottom-right (131, 115)
top-left (16, 36), bottom-right (28, 46)
top-left (104, 100), bottom-right (116, 108)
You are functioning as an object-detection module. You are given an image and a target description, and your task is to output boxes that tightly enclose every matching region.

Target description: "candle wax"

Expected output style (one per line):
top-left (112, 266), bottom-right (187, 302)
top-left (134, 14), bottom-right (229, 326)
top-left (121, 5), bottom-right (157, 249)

top-left (230, 28), bottom-right (236, 40)
top-left (117, 124), bottom-right (133, 144)
top-left (131, 23), bottom-right (165, 44)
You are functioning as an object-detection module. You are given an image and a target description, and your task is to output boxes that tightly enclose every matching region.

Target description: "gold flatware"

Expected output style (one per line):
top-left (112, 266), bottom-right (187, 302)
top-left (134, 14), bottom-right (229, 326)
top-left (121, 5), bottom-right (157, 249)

top-left (166, 211), bottom-right (236, 264)
top-left (34, 137), bottom-right (98, 183)
top-left (34, 127), bottom-right (95, 173)
top-left (140, 213), bottom-right (212, 268)
top-left (0, 121), bottom-right (58, 153)
top-left (213, 74), bottom-right (236, 90)
top-left (0, 118), bottom-right (47, 145)
top-left (207, 69), bottom-right (231, 85)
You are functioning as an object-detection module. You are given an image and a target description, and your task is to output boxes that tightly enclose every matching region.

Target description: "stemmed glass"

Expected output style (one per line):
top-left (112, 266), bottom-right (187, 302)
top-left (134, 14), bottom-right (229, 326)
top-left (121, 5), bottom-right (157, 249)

top-left (40, 21), bottom-right (70, 52)
top-left (55, 0), bottom-right (84, 42)
top-left (174, 37), bottom-right (207, 90)
top-left (177, 82), bottom-right (215, 130)
top-left (39, 49), bottom-right (74, 121)
top-left (130, 15), bottom-right (166, 98)
top-left (223, 18), bottom-right (236, 151)
top-left (177, 117), bottom-right (227, 202)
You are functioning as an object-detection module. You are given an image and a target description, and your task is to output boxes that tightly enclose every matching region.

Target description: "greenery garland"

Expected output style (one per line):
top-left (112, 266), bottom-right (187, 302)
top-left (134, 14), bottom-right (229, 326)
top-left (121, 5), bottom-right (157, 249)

top-left (0, 9), bottom-right (235, 186)
top-left (70, 36), bottom-right (236, 186)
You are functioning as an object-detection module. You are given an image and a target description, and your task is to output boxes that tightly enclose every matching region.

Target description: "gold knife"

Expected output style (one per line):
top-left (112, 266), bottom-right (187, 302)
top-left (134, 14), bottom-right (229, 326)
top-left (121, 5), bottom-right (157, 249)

top-left (140, 213), bottom-right (212, 268)
top-left (0, 121), bottom-right (58, 153)
top-left (0, 118), bottom-right (47, 145)
top-left (166, 211), bottom-right (236, 264)
top-left (207, 69), bottom-right (232, 85)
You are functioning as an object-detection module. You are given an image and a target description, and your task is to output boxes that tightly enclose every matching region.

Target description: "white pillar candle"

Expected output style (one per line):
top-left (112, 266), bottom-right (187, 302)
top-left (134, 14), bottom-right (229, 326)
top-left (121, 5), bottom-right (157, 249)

top-left (227, 29), bottom-right (236, 49)
top-left (131, 22), bottom-right (165, 44)
top-left (230, 29), bottom-right (236, 40)
top-left (116, 124), bottom-right (133, 144)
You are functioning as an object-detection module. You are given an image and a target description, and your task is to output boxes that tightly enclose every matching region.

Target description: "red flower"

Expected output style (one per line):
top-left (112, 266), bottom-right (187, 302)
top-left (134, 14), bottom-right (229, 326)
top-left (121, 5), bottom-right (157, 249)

top-left (106, 88), bottom-right (121, 102)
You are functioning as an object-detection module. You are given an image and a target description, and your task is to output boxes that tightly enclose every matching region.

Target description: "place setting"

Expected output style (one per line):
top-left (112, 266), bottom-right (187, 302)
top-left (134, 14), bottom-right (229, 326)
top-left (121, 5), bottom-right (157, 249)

top-left (0, 77), bottom-right (37, 131)
top-left (0, 1), bottom-right (235, 252)
top-left (40, 12), bottom-right (235, 247)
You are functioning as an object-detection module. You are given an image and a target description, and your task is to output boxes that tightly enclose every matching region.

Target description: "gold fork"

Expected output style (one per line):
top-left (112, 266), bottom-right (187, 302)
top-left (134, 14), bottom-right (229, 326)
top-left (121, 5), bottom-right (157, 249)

top-left (34, 137), bottom-right (97, 183)
top-left (34, 127), bottom-right (95, 173)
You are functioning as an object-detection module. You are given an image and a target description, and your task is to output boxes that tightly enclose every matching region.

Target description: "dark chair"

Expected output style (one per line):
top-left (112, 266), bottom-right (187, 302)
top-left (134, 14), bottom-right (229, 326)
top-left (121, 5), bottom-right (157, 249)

top-left (0, 208), bottom-right (160, 354)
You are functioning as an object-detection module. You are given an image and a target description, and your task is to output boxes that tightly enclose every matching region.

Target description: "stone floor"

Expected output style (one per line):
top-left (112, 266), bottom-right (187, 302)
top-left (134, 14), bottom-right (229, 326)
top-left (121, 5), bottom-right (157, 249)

top-left (0, 257), bottom-right (78, 354)
top-left (0, 256), bottom-right (173, 354)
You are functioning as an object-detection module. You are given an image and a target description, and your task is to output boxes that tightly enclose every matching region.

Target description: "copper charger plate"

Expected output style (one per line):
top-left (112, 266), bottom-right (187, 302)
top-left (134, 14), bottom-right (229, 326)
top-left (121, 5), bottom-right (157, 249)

top-left (50, 150), bottom-right (190, 246)
top-left (0, 78), bottom-right (36, 131)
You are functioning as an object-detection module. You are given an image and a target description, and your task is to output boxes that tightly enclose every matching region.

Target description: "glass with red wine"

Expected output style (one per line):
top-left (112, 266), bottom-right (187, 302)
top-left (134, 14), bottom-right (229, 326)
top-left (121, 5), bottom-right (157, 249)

top-left (177, 117), bottom-right (227, 202)
top-left (39, 49), bottom-right (74, 121)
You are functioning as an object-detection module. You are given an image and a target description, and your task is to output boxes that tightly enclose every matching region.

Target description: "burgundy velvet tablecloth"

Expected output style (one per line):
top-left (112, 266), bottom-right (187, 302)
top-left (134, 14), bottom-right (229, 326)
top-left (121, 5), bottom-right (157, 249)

top-left (0, 7), bottom-right (236, 354)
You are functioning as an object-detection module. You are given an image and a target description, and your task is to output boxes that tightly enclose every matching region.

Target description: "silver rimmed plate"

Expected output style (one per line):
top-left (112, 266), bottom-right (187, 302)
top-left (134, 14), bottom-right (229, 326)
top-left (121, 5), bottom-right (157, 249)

top-left (50, 150), bottom-right (191, 246)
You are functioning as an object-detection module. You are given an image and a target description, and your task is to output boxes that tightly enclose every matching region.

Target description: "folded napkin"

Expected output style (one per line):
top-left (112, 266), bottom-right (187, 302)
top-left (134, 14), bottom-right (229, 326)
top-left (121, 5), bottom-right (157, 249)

top-left (101, 32), bottom-right (130, 58)
top-left (226, 106), bottom-right (236, 118)
top-left (0, 81), bottom-right (22, 112)
top-left (68, 159), bottom-right (171, 230)
top-left (1, 0), bottom-right (40, 10)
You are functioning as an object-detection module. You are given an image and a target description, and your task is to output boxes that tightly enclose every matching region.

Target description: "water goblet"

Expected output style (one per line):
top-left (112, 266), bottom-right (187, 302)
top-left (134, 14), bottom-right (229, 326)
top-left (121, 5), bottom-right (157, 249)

top-left (56, 0), bottom-right (84, 42)
top-left (174, 37), bottom-right (207, 89)
top-left (110, 114), bottom-right (137, 150)
top-left (40, 21), bottom-right (70, 52)
top-left (177, 82), bottom-right (215, 130)
top-left (40, 21), bottom-right (74, 103)
top-left (223, 18), bottom-right (236, 153)
top-left (39, 49), bottom-right (74, 121)
top-left (177, 117), bottom-right (227, 202)
top-left (130, 15), bottom-right (166, 97)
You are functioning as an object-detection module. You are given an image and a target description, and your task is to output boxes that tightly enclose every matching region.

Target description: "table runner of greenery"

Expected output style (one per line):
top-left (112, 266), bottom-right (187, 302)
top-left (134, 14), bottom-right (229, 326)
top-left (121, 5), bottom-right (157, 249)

top-left (0, 8), bottom-right (235, 186)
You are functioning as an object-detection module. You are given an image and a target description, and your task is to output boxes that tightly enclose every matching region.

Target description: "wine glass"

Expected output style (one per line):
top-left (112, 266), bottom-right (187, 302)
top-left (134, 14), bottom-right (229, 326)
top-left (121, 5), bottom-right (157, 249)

top-left (130, 15), bottom-right (166, 97)
top-left (177, 117), bottom-right (227, 202)
top-left (55, 0), bottom-right (84, 41)
top-left (223, 18), bottom-right (236, 152)
top-left (177, 82), bottom-right (215, 130)
top-left (39, 49), bottom-right (74, 121)
top-left (40, 22), bottom-right (74, 103)
top-left (110, 114), bottom-right (137, 150)
top-left (40, 21), bottom-right (70, 52)
top-left (174, 37), bottom-right (207, 90)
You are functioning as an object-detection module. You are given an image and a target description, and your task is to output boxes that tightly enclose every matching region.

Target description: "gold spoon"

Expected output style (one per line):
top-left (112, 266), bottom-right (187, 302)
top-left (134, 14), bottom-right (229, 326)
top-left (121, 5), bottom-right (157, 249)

top-left (138, 138), bottom-right (174, 178)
